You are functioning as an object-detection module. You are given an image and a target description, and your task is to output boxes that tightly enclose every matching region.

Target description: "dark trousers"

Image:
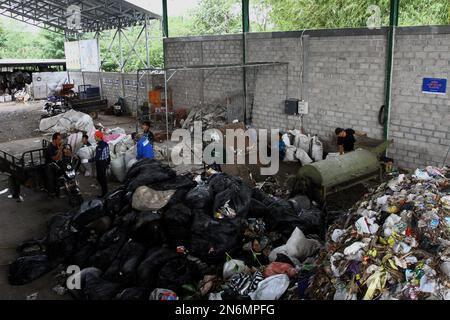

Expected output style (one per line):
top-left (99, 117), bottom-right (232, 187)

top-left (45, 163), bottom-right (60, 195)
top-left (96, 160), bottom-right (108, 196)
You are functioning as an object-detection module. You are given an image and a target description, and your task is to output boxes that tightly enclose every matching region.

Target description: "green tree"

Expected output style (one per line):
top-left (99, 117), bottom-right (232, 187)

top-left (40, 30), bottom-right (66, 58)
top-left (193, 0), bottom-right (242, 35)
top-left (261, 0), bottom-right (449, 31)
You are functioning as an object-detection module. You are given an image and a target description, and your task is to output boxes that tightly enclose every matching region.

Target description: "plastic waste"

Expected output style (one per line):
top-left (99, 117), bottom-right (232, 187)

top-left (132, 186), bottom-right (176, 211)
top-left (223, 260), bottom-right (249, 280)
top-left (295, 148), bottom-right (313, 165)
top-left (269, 227), bottom-right (321, 262)
top-left (263, 262), bottom-right (298, 278)
top-left (311, 136), bottom-right (323, 162)
top-left (8, 254), bottom-right (51, 285)
top-left (149, 288), bottom-right (179, 300)
top-left (249, 274), bottom-right (290, 300)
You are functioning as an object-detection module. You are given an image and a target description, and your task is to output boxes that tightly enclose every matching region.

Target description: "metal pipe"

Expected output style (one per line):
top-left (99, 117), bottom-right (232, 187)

top-left (164, 70), bottom-right (170, 163)
top-left (162, 0), bottom-right (169, 38)
top-left (242, 0), bottom-right (250, 125)
top-left (383, 0), bottom-right (400, 148)
top-left (145, 15), bottom-right (151, 68)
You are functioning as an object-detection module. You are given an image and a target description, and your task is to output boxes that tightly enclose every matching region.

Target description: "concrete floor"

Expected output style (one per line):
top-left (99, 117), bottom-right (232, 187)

top-left (0, 105), bottom-right (134, 300)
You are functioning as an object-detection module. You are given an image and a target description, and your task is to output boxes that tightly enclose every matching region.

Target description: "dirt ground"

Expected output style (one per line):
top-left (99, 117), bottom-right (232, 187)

top-left (0, 101), bottom-right (133, 300)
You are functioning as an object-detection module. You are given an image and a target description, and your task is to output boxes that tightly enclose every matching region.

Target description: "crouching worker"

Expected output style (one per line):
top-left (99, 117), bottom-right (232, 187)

top-left (84, 131), bottom-right (110, 198)
top-left (136, 132), bottom-right (155, 160)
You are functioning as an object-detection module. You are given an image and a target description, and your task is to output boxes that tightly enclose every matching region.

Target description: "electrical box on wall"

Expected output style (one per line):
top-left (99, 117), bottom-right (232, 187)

top-left (285, 99), bottom-right (299, 115)
top-left (298, 101), bottom-right (309, 114)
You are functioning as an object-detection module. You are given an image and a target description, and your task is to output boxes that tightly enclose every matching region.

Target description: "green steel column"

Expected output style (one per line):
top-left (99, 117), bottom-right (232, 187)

top-left (383, 0), bottom-right (400, 141)
top-left (242, 0), bottom-right (250, 124)
top-left (162, 0), bottom-right (169, 38)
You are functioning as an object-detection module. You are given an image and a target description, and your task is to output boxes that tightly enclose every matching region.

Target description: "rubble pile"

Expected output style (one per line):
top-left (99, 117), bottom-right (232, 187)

top-left (310, 166), bottom-right (450, 300)
top-left (181, 104), bottom-right (227, 131)
top-left (8, 159), bottom-right (325, 300)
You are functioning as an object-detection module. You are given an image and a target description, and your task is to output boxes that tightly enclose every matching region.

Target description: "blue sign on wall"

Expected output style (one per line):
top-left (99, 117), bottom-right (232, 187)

top-left (422, 78), bottom-right (447, 95)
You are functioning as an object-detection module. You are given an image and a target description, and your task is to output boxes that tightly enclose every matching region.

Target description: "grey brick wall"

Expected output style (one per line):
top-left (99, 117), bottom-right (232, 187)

top-left (390, 33), bottom-right (450, 169)
top-left (164, 26), bottom-right (450, 169)
top-left (67, 71), bottom-right (164, 115)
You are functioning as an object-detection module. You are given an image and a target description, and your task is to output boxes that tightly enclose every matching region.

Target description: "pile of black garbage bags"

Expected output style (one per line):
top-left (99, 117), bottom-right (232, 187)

top-left (9, 159), bottom-right (325, 300)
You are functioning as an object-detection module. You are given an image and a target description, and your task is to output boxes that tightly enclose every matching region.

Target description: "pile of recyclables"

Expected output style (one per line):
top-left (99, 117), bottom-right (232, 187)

top-left (8, 159), bottom-right (326, 300)
top-left (308, 166), bottom-right (450, 300)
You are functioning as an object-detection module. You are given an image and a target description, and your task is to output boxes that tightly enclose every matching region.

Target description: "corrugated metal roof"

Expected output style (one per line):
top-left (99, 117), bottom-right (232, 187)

top-left (0, 0), bottom-right (161, 35)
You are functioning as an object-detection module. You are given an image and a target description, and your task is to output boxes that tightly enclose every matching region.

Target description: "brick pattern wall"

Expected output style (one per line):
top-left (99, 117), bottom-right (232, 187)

top-left (68, 71), bottom-right (164, 115)
top-left (390, 33), bottom-right (450, 169)
top-left (164, 27), bottom-right (450, 169)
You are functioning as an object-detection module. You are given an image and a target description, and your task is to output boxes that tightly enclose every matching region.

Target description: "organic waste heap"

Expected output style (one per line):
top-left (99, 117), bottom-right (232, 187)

top-left (308, 167), bottom-right (450, 300)
top-left (8, 159), bottom-right (325, 300)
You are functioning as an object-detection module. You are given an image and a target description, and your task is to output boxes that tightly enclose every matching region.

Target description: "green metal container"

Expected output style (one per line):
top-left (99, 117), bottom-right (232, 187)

top-left (295, 149), bottom-right (382, 202)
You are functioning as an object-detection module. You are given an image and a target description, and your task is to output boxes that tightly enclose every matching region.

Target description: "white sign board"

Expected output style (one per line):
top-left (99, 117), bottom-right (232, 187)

top-left (32, 72), bottom-right (69, 99)
top-left (64, 39), bottom-right (101, 72)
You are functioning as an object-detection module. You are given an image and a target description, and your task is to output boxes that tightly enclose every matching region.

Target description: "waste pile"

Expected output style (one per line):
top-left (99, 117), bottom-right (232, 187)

top-left (308, 166), bottom-right (450, 300)
top-left (8, 159), bottom-right (326, 300)
top-left (181, 104), bottom-right (227, 131)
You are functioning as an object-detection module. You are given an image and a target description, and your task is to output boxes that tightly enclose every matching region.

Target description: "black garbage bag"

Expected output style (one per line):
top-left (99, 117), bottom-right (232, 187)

top-left (71, 199), bottom-right (105, 231)
top-left (71, 243), bottom-right (98, 268)
top-left (79, 267), bottom-right (124, 300)
top-left (126, 159), bottom-right (163, 181)
top-left (88, 228), bottom-right (128, 271)
top-left (105, 187), bottom-right (127, 217)
top-left (136, 247), bottom-right (179, 289)
top-left (289, 195), bottom-right (312, 212)
top-left (209, 174), bottom-right (252, 219)
top-left (247, 198), bottom-right (271, 219)
top-left (296, 207), bottom-right (324, 237)
top-left (115, 287), bottom-right (151, 300)
top-left (121, 211), bottom-right (138, 230)
top-left (189, 210), bottom-right (243, 263)
top-left (185, 185), bottom-right (212, 209)
top-left (46, 212), bottom-right (78, 260)
top-left (16, 240), bottom-right (46, 256)
top-left (131, 212), bottom-right (164, 246)
top-left (103, 240), bottom-right (146, 284)
top-left (8, 254), bottom-right (51, 285)
top-left (156, 257), bottom-right (193, 293)
top-left (152, 175), bottom-right (196, 192)
top-left (126, 160), bottom-right (177, 192)
top-left (162, 203), bottom-right (193, 247)
top-left (85, 216), bottom-right (112, 236)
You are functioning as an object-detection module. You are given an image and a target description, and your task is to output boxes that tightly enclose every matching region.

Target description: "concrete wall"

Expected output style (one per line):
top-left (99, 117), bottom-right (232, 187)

top-left (68, 71), bottom-right (164, 115)
top-left (164, 26), bottom-right (450, 169)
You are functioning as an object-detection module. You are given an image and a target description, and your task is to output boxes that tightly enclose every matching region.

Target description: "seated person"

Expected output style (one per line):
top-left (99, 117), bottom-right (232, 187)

top-left (45, 132), bottom-right (64, 197)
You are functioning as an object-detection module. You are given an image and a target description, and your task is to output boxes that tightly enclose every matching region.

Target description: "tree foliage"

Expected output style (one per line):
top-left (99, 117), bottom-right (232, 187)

top-left (0, 0), bottom-right (448, 69)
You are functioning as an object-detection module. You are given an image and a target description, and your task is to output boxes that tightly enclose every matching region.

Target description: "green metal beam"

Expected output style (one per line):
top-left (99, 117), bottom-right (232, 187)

top-left (383, 0), bottom-right (400, 142)
top-left (162, 0), bottom-right (169, 37)
top-left (242, 0), bottom-right (250, 34)
top-left (242, 0), bottom-right (250, 124)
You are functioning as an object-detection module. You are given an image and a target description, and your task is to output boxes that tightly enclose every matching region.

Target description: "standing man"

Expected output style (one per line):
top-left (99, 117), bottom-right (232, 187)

top-left (45, 132), bottom-right (64, 197)
top-left (86, 131), bottom-right (110, 198)
top-left (335, 128), bottom-right (367, 155)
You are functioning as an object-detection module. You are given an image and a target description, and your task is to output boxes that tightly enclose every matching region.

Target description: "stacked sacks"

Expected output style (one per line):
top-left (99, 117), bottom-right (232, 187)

top-left (308, 167), bottom-right (450, 300)
top-left (8, 159), bottom-right (326, 300)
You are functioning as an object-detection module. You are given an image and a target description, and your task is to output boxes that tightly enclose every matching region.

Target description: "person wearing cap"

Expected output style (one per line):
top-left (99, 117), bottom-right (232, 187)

top-left (86, 131), bottom-right (110, 197)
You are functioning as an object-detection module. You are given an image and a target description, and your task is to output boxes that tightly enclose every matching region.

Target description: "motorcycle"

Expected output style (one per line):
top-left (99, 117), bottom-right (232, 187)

top-left (52, 145), bottom-right (84, 206)
top-left (41, 97), bottom-right (68, 119)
